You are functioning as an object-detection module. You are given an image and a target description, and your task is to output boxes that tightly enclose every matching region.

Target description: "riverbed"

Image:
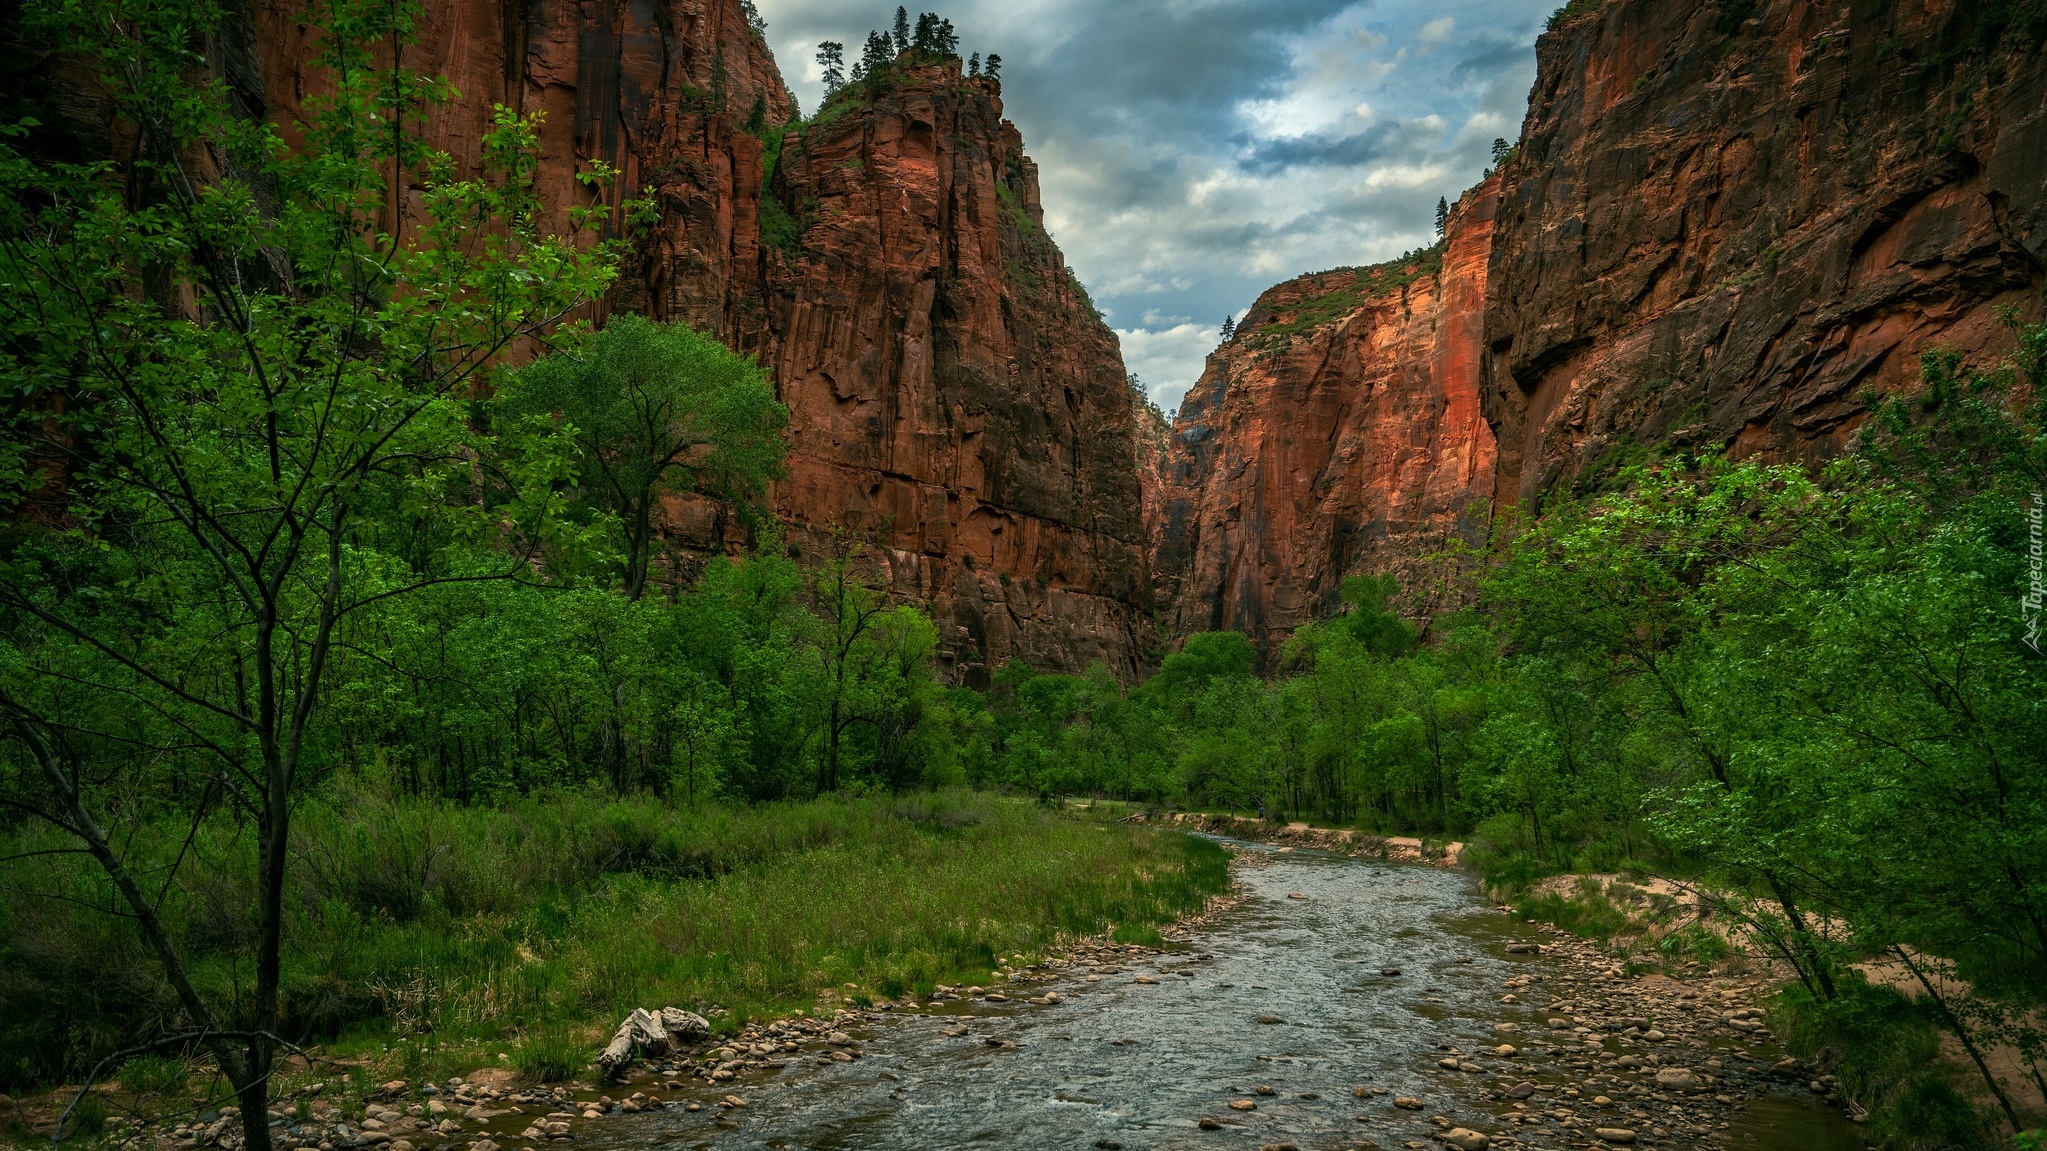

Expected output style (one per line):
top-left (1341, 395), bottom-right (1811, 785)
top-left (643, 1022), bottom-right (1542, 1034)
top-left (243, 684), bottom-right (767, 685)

top-left (569, 838), bottom-right (1864, 1150)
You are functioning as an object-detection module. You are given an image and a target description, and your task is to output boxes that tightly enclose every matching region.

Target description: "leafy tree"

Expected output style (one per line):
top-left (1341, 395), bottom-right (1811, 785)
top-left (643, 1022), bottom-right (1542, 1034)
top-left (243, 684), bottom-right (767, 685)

top-left (0, 0), bottom-right (617, 1140)
top-left (498, 314), bottom-right (787, 601)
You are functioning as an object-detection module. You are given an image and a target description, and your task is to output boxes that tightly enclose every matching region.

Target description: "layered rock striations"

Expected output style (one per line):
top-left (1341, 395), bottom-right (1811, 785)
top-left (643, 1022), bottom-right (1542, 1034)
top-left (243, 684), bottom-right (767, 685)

top-left (747, 65), bottom-right (1151, 682)
top-left (1152, 181), bottom-right (1502, 656)
top-left (1484, 0), bottom-right (2047, 504)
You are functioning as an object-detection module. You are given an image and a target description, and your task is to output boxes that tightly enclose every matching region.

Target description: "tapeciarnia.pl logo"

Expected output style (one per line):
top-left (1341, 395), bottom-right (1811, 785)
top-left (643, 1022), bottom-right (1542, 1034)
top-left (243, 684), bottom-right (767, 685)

top-left (2027, 491), bottom-right (2044, 654)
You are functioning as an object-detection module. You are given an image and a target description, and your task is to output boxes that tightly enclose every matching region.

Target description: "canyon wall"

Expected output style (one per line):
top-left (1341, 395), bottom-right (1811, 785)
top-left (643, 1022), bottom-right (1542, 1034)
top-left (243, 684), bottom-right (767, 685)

top-left (1152, 0), bottom-right (2047, 655)
top-left (1151, 181), bottom-right (1502, 656)
top-left (745, 65), bottom-right (1151, 683)
top-left (1485, 0), bottom-right (2047, 503)
top-left (241, 4), bottom-right (1148, 680)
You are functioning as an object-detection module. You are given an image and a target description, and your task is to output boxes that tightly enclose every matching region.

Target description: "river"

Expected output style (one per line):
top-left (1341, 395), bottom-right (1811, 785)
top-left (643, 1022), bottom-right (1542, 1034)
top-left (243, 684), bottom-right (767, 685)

top-left (561, 838), bottom-right (1864, 1150)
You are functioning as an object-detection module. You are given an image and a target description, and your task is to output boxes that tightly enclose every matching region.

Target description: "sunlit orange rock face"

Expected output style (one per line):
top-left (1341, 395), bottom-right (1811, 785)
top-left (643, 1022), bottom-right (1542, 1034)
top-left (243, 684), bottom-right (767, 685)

top-left (1151, 180), bottom-right (1502, 660)
top-left (247, 3), bottom-right (1149, 679)
top-left (1483, 0), bottom-right (2047, 505)
top-left (747, 64), bottom-right (1150, 683)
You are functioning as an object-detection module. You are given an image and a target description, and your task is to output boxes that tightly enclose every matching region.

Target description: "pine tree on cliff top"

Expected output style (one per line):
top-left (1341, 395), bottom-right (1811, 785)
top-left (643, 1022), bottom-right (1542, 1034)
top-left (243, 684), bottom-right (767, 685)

top-left (985, 52), bottom-right (1002, 80)
top-left (1435, 196), bottom-right (1449, 238)
top-left (817, 40), bottom-right (846, 93)
top-left (1220, 314), bottom-right (1236, 340)
top-left (894, 6), bottom-right (911, 52)
top-left (969, 51), bottom-right (980, 75)
top-left (861, 30), bottom-right (894, 76)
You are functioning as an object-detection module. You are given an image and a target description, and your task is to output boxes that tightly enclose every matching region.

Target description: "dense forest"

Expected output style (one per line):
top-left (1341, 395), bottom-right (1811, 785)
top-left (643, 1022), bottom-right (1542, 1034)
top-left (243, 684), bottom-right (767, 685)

top-left (1, 0), bottom-right (2043, 1147)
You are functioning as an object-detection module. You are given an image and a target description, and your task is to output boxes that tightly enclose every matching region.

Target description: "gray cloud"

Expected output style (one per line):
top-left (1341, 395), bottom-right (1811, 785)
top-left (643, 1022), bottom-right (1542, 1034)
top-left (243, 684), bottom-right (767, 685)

top-left (753, 0), bottom-right (1552, 410)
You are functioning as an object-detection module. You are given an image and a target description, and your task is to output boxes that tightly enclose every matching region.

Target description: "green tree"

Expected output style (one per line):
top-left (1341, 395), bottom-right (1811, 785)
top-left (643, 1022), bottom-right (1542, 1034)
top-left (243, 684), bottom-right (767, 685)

top-left (499, 315), bottom-right (787, 601)
top-left (0, 0), bottom-right (617, 1141)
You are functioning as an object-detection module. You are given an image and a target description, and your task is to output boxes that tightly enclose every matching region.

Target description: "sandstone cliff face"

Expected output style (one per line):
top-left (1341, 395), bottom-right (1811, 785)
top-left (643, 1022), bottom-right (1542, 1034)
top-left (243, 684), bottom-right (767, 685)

top-left (1152, 181), bottom-right (1501, 657)
top-left (1485, 0), bottom-right (2047, 504)
top-left (239, 5), bottom-right (1148, 678)
top-left (254, 0), bottom-right (791, 269)
top-left (744, 65), bottom-right (1151, 682)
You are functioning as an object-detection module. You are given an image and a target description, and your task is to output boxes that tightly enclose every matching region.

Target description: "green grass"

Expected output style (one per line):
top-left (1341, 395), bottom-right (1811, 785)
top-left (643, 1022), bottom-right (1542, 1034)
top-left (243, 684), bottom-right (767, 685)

top-left (514, 1027), bottom-right (590, 1083)
top-left (0, 789), bottom-right (1228, 1093)
top-left (1516, 879), bottom-right (1638, 944)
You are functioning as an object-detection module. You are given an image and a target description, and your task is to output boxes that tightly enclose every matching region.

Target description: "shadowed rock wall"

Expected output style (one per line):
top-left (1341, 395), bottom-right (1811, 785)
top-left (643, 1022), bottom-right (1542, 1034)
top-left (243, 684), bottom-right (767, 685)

top-left (1484, 0), bottom-right (2047, 504)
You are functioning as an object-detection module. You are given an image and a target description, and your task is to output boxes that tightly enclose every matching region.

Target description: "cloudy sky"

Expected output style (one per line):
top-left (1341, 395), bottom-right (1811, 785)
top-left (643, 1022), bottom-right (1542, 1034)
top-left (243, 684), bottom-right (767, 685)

top-left (752, 0), bottom-right (1554, 413)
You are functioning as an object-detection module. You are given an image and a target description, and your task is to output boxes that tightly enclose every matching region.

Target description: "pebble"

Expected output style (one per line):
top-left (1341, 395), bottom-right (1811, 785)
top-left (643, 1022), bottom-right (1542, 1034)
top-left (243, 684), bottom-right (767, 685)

top-left (1228, 1100), bottom-right (1257, 1112)
top-left (1392, 1096), bottom-right (1424, 1110)
top-left (1594, 1129), bottom-right (1637, 1145)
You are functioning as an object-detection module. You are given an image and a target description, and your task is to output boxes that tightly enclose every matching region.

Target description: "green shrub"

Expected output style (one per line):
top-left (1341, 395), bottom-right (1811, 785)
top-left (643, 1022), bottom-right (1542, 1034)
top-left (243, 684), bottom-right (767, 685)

top-left (118, 1055), bottom-right (188, 1095)
top-left (1774, 976), bottom-right (1993, 1148)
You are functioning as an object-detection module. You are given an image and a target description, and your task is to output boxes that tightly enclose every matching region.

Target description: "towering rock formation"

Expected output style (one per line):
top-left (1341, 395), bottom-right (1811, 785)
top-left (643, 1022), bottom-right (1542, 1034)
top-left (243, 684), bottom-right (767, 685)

top-left (1484, 0), bottom-right (2047, 503)
top-left (1150, 0), bottom-right (2047, 656)
top-left (238, 4), bottom-right (1149, 679)
top-left (746, 65), bottom-right (1151, 682)
top-left (1152, 181), bottom-right (1501, 656)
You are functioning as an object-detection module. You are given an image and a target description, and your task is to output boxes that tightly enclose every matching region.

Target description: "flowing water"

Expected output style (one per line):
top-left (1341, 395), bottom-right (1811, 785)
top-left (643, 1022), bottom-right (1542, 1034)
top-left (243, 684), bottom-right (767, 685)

top-left (566, 839), bottom-right (1863, 1150)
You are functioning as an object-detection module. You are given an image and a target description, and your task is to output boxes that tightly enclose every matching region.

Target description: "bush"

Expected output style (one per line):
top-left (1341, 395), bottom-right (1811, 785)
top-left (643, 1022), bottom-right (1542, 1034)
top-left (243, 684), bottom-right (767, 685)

top-left (1774, 976), bottom-right (1993, 1148)
top-left (118, 1055), bottom-right (188, 1095)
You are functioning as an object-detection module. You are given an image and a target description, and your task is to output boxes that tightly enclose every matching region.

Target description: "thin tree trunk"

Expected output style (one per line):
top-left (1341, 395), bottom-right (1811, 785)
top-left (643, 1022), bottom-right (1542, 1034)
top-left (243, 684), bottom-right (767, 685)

top-left (1893, 947), bottom-right (2021, 1131)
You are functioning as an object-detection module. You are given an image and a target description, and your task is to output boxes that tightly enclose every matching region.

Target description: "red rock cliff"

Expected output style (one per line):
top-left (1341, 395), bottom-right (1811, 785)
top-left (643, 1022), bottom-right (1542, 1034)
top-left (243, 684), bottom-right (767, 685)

top-left (744, 65), bottom-right (1152, 683)
top-left (238, 6), bottom-right (1148, 679)
top-left (1151, 180), bottom-right (1501, 657)
top-left (1484, 0), bottom-right (2047, 503)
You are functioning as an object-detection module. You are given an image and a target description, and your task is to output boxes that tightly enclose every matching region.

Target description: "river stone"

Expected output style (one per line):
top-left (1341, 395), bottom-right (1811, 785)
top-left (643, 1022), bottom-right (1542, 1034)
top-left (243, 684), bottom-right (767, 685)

top-left (1506, 943), bottom-right (1538, 954)
top-left (1593, 1129), bottom-right (1637, 1145)
top-left (1254, 1086), bottom-right (1275, 1096)
top-left (1381, 968), bottom-right (1402, 976)
top-left (1198, 1117), bottom-right (1223, 1130)
top-left (1094, 1141), bottom-right (1122, 1149)
top-left (1228, 1100), bottom-right (1257, 1111)
top-left (1505, 1081), bottom-right (1537, 1099)
top-left (1255, 1014), bottom-right (1284, 1025)
top-left (1393, 1096), bottom-right (1424, 1110)
top-left (1655, 1068), bottom-right (1701, 1091)
top-left (1441, 1129), bottom-right (1489, 1150)
top-left (1135, 976), bottom-right (1159, 985)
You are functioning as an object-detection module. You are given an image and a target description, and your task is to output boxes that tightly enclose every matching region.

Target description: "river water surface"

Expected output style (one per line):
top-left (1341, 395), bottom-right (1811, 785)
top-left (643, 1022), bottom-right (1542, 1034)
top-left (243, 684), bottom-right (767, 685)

top-left (576, 839), bottom-right (1863, 1151)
